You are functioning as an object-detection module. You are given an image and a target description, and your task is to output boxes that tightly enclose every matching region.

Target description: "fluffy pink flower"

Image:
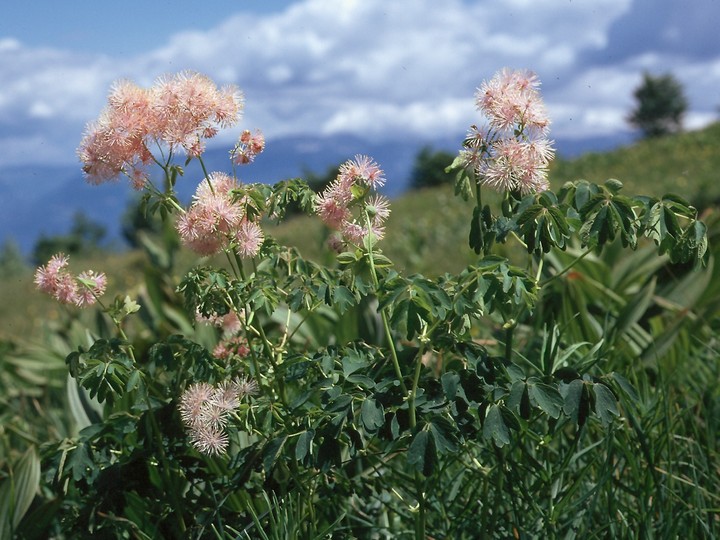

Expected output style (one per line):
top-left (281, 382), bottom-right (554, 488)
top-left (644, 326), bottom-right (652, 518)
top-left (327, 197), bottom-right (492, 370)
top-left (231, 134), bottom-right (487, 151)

top-left (151, 71), bottom-right (244, 154)
top-left (314, 155), bottom-right (390, 247)
top-left (339, 154), bottom-right (385, 188)
top-left (34, 254), bottom-right (107, 307)
top-left (189, 427), bottom-right (229, 456)
top-left (476, 68), bottom-right (549, 134)
top-left (234, 220), bottom-right (265, 258)
top-left (78, 71), bottom-right (244, 186)
top-left (179, 377), bottom-right (258, 456)
top-left (213, 335), bottom-right (250, 361)
top-left (179, 382), bottom-right (215, 428)
top-left (468, 68), bottom-right (555, 194)
top-left (177, 172), bottom-right (244, 255)
top-left (75, 270), bottom-right (108, 307)
top-left (231, 129), bottom-right (266, 165)
top-left (315, 193), bottom-right (352, 229)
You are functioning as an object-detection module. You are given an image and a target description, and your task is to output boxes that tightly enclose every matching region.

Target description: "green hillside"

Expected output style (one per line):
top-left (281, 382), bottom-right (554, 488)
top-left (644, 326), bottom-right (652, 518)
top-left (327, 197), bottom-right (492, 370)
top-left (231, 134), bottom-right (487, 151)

top-left (550, 121), bottom-right (720, 208)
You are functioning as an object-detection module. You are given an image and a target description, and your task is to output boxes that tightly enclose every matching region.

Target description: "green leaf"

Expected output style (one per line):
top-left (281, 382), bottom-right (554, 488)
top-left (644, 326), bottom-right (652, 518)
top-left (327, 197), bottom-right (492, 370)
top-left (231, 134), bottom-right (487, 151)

top-left (360, 398), bottom-right (385, 433)
top-left (295, 430), bottom-right (315, 461)
top-left (263, 435), bottom-right (288, 474)
top-left (563, 379), bottom-right (590, 427)
top-left (593, 383), bottom-right (619, 426)
top-left (614, 277), bottom-right (656, 337)
top-left (0, 447), bottom-right (40, 537)
top-left (332, 286), bottom-right (357, 314)
top-left (407, 429), bottom-right (437, 476)
top-left (441, 372), bottom-right (460, 401)
top-left (528, 380), bottom-right (564, 419)
top-left (483, 404), bottom-right (510, 447)
top-left (611, 372), bottom-right (639, 402)
top-left (428, 416), bottom-right (459, 454)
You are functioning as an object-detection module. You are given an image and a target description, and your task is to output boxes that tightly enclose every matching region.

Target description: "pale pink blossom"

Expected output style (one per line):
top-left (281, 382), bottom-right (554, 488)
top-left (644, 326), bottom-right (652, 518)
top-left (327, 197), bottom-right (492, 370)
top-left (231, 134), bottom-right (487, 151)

top-left (213, 335), bottom-right (250, 361)
top-left (467, 68), bottom-right (555, 194)
top-left (189, 427), bottom-right (229, 456)
top-left (234, 376), bottom-right (259, 399)
top-left (315, 193), bottom-right (352, 229)
top-left (314, 155), bottom-right (390, 247)
top-left (180, 377), bottom-right (258, 456)
top-left (476, 68), bottom-right (549, 134)
top-left (177, 172), bottom-right (244, 255)
top-left (231, 129), bottom-right (266, 165)
top-left (211, 380), bottom-right (243, 410)
top-left (34, 254), bottom-right (107, 307)
top-left (234, 220), bottom-right (264, 258)
top-left (179, 382), bottom-right (215, 428)
top-left (339, 155), bottom-right (385, 188)
top-left (75, 270), bottom-right (108, 307)
top-left (78, 71), bottom-right (244, 186)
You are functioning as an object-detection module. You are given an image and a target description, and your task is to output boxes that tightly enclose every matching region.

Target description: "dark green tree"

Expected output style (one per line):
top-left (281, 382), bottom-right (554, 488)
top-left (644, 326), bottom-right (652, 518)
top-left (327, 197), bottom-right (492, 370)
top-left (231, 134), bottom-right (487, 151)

top-left (0, 239), bottom-right (27, 277)
top-left (628, 72), bottom-right (688, 138)
top-left (409, 146), bottom-right (456, 190)
top-left (32, 212), bottom-right (107, 265)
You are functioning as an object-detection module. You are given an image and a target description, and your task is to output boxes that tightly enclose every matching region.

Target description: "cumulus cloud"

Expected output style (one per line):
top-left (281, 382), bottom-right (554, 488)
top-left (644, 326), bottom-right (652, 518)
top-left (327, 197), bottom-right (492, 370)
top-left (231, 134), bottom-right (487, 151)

top-left (0, 0), bottom-right (718, 167)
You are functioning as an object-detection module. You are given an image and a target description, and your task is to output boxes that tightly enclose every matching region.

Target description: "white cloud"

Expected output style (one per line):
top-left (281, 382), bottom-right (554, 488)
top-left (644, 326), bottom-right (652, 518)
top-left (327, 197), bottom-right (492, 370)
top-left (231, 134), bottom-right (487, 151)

top-left (1, 0), bottom-right (719, 168)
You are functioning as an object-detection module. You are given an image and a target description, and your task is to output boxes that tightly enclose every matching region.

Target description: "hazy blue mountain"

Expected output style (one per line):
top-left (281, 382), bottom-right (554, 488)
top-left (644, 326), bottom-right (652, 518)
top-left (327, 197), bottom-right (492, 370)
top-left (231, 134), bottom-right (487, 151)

top-left (0, 132), bottom-right (630, 255)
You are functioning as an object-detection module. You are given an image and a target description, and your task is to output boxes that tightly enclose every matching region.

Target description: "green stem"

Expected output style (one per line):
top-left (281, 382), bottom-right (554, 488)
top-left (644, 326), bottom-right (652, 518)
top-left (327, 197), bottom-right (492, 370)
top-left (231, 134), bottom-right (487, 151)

top-left (504, 323), bottom-right (514, 362)
top-left (146, 399), bottom-right (187, 534)
top-left (233, 250), bottom-right (287, 405)
top-left (539, 248), bottom-right (593, 286)
top-left (363, 219), bottom-right (408, 396)
top-left (364, 210), bottom-right (430, 538)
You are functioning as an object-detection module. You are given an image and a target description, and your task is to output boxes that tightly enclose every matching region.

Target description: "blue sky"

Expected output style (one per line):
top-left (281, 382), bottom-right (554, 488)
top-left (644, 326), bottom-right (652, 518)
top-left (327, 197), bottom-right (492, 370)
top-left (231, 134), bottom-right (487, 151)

top-left (1, 0), bottom-right (719, 169)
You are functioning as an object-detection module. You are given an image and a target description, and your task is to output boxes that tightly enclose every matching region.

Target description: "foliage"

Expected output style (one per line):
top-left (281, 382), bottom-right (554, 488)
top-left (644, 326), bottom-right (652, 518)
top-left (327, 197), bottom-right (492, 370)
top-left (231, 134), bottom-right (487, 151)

top-left (0, 70), bottom-right (717, 539)
top-left (551, 121), bottom-right (720, 210)
top-left (409, 146), bottom-right (456, 190)
top-left (0, 240), bottom-right (28, 278)
top-left (628, 71), bottom-right (688, 138)
top-left (32, 212), bottom-right (107, 266)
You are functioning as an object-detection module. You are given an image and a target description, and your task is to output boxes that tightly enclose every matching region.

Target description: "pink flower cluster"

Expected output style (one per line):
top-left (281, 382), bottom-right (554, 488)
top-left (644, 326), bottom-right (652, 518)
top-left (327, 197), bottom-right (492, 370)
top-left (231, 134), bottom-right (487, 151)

top-left (466, 68), bottom-right (554, 194)
top-left (179, 377), bottom-right (258, 456)
top-left (34, 253), bottom-right (107, 307)
top-left (176, 172), bottom-right (264, 256)
top-left (231, 129), bottom-right (266, 165)
top-left (78, 71), bottom-right (244, 187)
top-left (195, 309), bottom-right (251, 361)
top-left (315, 155), bottom-right (390, 247)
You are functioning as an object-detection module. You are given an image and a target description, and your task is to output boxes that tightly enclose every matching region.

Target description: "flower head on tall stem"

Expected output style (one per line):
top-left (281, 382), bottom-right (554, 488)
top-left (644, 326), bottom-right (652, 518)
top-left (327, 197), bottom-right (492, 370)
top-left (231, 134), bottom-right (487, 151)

top-left (314, 155), bottom-right (390, 248)
top-left (78, 71), bottom-right (244, 187)
top-left (467, 68), bottom-right (555, 194)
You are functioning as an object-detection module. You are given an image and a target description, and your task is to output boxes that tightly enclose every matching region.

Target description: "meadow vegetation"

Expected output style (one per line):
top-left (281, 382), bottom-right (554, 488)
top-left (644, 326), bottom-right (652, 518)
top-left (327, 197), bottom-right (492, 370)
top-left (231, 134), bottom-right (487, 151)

top-left (0, 71), bottom-right (718, 538)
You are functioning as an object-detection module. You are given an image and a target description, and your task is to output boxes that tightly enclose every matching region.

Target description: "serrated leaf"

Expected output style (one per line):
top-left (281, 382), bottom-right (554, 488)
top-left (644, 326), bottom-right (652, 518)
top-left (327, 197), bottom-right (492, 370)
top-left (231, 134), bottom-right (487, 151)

top-left (332, 286), bottom-right (356, 314)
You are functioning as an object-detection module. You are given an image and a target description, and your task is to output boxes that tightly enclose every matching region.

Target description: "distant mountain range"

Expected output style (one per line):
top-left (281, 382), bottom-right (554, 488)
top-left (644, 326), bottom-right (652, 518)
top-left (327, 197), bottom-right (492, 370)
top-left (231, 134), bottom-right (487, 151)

top-left (0, 132), bottom-right (634, 255)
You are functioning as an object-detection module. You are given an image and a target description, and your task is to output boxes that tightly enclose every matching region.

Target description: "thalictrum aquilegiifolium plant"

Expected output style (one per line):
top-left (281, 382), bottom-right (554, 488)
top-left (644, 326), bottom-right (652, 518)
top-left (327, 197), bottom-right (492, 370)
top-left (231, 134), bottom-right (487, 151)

top-left (25, 68), bottom-right (710, 539)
